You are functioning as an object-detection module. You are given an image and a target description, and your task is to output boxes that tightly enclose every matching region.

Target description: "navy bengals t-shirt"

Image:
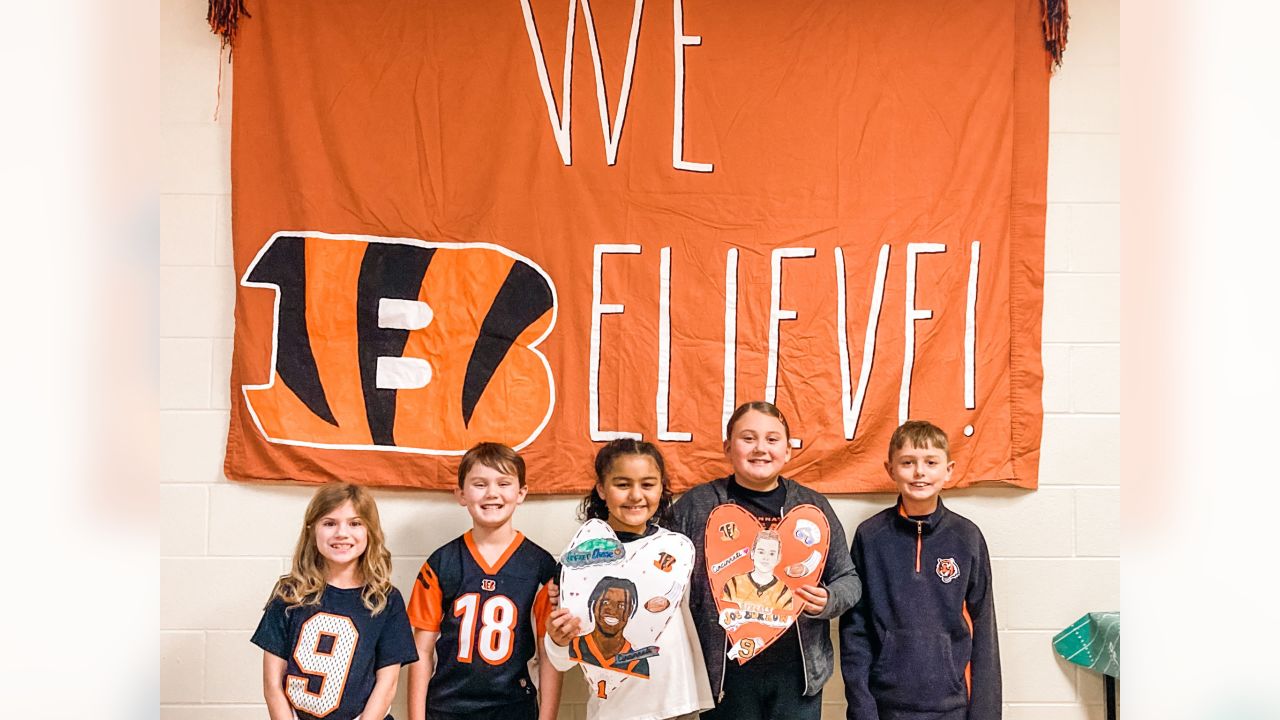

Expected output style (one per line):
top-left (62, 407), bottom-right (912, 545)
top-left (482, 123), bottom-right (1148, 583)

top-left (252, 585), bottom-right (418, 720)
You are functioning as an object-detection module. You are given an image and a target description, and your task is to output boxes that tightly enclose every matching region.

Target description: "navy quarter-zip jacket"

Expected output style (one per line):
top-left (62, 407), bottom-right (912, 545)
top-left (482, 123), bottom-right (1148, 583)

top-left (839, 498), bottom-right (1001, 720)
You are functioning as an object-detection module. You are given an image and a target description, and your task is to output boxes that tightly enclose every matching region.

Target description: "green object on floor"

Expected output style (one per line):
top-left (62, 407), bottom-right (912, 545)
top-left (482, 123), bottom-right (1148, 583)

top-left (1052, 611), bottom-right (1120, 678)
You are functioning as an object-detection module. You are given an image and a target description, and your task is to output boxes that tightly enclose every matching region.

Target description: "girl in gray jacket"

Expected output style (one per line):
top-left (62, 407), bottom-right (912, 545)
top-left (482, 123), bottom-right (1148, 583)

top-left (672, 401), bottom-right (862, 720)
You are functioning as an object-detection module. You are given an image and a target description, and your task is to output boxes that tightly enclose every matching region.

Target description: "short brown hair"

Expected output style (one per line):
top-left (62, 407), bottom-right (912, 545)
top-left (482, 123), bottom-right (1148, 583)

top-left (458, 442), bottom-right (526, 487)
top-left (725, 401), bottom-right (791, 440)
top-left (887, 420), bottom-right (950, 462)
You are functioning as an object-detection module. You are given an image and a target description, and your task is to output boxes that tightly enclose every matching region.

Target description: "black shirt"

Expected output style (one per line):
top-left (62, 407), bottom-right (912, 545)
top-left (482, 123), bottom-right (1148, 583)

top-left (726, 476), bottom-right (787, 524)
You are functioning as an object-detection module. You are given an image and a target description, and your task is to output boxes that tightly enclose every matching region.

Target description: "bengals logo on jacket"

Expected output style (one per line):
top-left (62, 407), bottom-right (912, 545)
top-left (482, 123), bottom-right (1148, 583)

top-left (240, 232), bottom-right (557, 454)
top-left (935, 557), bottom-right (960, 584)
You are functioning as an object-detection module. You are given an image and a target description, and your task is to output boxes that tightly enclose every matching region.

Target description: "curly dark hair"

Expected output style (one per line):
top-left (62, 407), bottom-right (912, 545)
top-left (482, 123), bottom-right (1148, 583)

top-left (577, 439), bottom-right (674, 528)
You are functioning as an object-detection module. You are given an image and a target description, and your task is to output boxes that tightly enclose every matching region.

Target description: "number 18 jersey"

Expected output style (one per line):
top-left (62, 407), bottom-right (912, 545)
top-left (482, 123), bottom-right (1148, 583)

top-left (408, 531), bottom-right (556, 716)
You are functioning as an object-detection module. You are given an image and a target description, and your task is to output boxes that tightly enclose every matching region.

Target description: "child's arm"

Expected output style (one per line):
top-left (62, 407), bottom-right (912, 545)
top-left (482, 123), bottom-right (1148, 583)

top-left (261, 652), bottom-right (296, 720)
top-left (531, 577), bottom-right (568, 719)
top-left (406, 630), bottom-right (438, 720)
top-left (794, 584), bottom-right (828, 615)
top-left (545, 607), bottom-right (584, 647)
top-left (357, 663), bottom-right (401, 720)
top-left (536, 633), bottom-right (565, 720)
top-left (838, 531), bottom-right (878, 720)
top-left (965, 534), bottom-right (1002, 720)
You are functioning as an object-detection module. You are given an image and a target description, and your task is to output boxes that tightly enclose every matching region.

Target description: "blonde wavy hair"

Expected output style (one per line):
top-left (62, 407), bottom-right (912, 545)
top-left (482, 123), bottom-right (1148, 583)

top-left (269, 483), bottom-right (395, 615)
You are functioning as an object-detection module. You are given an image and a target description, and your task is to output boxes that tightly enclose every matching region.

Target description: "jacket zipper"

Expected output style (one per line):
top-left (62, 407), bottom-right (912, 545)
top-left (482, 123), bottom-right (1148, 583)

top-left (796, 613), bottom-right (809, 694)
top-left (718, 636), bottom-right (727, 702)
top-left (786, 495), bottom-right (810, 696)
top-left (718, 482), bottom-right (733, 703)
top-left (915, 521), bottom-right (923, 573)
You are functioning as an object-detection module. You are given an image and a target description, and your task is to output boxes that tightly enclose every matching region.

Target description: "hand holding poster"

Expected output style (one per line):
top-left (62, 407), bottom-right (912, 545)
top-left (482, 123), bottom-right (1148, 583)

top-left (705, 504), bottom-right (829, 662)
top-left (557, 520), bottom-right (693, 698)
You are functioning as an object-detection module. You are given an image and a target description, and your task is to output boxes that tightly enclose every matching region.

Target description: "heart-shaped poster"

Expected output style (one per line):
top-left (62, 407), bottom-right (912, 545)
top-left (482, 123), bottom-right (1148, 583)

top-left (558, 519), bottom-right (694, 698)
top-left (704, 504), bottom-right (829, 663)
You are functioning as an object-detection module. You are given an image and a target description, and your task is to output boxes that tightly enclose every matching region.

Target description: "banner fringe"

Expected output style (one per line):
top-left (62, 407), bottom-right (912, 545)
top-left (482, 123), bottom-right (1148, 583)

top-left (1042, 0), bottom-right (1069, 70)
top-left (207, 0), bottom-right (250, 59)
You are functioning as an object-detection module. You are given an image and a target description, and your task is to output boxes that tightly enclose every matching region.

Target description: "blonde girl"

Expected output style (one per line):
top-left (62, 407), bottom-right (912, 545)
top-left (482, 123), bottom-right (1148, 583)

top-left (545, 439), bottom-right (713, 720)
top-left (251, 483), bottom-right (418, 720)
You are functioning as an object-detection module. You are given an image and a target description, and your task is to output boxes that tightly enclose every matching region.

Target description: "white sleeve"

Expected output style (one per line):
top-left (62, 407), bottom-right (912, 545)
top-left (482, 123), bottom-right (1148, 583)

top-left (542, 628), bottom-right (578, 672)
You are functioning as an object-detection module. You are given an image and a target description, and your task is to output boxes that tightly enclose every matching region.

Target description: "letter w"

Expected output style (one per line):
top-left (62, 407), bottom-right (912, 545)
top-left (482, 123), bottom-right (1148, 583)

top-left (519, 0), bottom-right (644, 166)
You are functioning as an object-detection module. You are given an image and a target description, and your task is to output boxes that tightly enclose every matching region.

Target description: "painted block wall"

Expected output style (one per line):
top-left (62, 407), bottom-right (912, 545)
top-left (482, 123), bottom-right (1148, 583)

top-left (160, 0), bottom-right (1119, 717)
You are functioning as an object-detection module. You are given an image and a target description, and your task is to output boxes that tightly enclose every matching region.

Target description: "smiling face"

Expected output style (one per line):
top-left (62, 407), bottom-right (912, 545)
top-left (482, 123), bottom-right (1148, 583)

top-left (885, 441), bottom-right (954, 515)
top-left (454, 462), bottom-right (527, 530)
top-left (751, 535), bottom-right (782, 574)
top-left (724, 410), bottom-right (792, 490)
top-left (593, 587), bottom-right (632, 638)
top-left (314, 499), bottom-right (368, 572)
top-left (597, 453), bottom-right (664, 534)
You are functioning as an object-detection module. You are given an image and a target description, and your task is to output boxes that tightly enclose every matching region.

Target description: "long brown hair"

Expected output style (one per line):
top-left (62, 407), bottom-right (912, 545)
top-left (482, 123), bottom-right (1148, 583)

top-left (269, 483), bottom-right (395, 615)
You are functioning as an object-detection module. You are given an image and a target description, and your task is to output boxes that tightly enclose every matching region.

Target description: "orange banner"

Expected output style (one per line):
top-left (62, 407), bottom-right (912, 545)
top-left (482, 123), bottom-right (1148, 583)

top-left (225, 0), bottom-right (1049, 493)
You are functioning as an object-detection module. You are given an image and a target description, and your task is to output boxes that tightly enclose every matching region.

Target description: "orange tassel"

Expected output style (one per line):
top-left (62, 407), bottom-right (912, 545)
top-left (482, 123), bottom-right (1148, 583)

top-left (207, 0), bottom-right (250, 58)
top-left (1042, 0), bottom-right (1070, 70)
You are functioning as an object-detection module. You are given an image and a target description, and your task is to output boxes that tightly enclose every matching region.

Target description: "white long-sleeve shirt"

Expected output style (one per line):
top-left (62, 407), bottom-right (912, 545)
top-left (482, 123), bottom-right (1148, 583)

top-left (546, 528), bottom-right (714, 720)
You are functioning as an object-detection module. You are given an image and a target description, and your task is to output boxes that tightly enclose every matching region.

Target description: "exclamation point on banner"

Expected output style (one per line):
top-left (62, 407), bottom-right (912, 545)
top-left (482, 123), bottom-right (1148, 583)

top-left (963, 241), bottom-right (980, 437)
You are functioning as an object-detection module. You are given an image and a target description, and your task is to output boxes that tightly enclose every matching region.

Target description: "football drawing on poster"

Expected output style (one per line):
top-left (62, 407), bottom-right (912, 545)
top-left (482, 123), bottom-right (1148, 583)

top-left (705, 504), bottom-right (829, 663)
top-left (557, 520), bottom-right (693, 699)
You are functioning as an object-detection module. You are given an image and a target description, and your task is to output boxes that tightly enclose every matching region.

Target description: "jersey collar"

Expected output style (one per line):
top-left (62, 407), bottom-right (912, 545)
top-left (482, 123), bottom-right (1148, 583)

top-left (463, 530), bottom-right (525, 575)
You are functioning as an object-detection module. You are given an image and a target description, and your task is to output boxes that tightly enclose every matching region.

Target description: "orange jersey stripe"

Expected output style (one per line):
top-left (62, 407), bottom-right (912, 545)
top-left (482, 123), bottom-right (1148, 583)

top-left (407, 560), bottom-right (444, 631)
top-left (532, 583), bottom-right (553, 640)
top-left (961, 601), bottom-right (974, 698)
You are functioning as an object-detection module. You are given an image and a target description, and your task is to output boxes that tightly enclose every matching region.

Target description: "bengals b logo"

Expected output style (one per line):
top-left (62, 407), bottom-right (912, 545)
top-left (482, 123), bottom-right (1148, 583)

top-left (241, 232), bottom-right (557, 453)
top-left (935, 558), bottom-right (959, 584)
top-left (654, 552), bottom-right (676, 572)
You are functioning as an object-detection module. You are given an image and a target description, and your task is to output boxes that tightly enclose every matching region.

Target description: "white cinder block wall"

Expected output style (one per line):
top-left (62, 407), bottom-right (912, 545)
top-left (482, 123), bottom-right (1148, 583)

top-left (160, 0), bottom-right (1119, 716)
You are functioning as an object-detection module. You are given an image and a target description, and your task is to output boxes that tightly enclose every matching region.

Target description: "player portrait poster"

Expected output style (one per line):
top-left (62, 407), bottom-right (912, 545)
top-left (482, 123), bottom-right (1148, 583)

top-left (222, 0), bottom-right (1052, 493)
top-left (705, 504), bottom-right (829, 663)
top-left (556, 520), bottom-right (694, 698)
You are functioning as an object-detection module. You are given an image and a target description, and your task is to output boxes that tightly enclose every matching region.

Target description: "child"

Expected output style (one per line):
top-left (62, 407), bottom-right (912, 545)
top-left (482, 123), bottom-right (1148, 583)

top-left (671, 401), bottom-right (862, 720)
top-left (406, 442), bottom-right (561, 720)
top-left (544, 438), bottom-right (714, 720)
top-left (252, 482), bottom-right (418, 720)
top-left (839, 420), bottom-right (1001, 720)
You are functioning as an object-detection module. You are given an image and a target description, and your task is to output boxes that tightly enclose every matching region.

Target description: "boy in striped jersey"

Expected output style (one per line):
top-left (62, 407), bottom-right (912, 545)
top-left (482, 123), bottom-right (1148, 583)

top-left (407, 443), bottom-right (561, 720)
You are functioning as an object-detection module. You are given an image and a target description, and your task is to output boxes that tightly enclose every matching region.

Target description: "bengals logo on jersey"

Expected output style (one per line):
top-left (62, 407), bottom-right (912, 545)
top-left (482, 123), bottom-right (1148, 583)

top-left (935, 557), bottom-right (959, 584)
top-left (240, 232), bottom-right (558, 453)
